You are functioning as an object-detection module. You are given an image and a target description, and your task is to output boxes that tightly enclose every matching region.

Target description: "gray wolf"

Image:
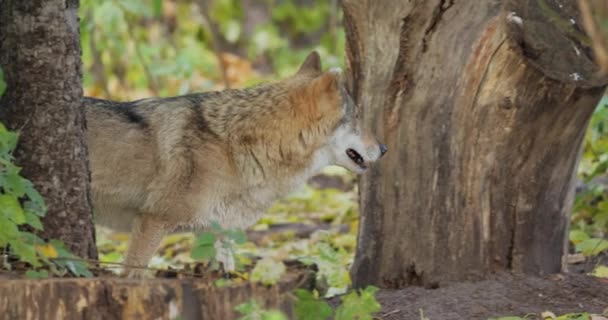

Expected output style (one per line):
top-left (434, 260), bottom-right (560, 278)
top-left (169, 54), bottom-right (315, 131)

top-left (85, 51), bottom-right (387, 274)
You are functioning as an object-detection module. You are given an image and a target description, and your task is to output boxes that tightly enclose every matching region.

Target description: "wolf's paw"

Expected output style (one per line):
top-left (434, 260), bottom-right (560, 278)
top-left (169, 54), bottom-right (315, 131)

top-left (215, 240), bottom-right (236, 273)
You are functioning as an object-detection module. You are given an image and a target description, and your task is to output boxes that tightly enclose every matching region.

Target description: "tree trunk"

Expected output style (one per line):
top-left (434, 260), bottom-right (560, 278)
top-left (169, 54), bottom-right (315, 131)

top-left (344, 0), bottom-right (608, 288)
top-left (0, 0), bottom-right (97, 259)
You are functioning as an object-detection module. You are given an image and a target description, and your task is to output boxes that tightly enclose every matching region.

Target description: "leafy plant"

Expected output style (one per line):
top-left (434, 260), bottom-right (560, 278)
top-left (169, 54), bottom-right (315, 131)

top-left (293, 289), bottom-right (332, 320)
top-left (235, 300), bottom-right (288, 320)
top-left (299, 240), bottom-right (352, 297)
top-left (333, 286), bottom-right (382, 320)
top-left (249, 257), bottom-right (286, 286)
top-left (0, 121), bottom-right (91, 277)
top-left (191, 221), bottom-right (247, 269)
top-left (573, 97), bottom-right (608, 258)
top-left (590, 265), bottom-right (608, 278)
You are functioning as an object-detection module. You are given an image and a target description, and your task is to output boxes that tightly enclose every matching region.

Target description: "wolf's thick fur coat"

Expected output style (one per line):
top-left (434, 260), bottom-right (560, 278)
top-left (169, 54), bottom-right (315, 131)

top-left (86, 52), bottom-right (384, 272)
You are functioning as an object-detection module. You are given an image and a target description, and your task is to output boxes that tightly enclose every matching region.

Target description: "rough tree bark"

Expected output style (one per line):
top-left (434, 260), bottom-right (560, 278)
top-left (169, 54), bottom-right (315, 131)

top-left (344, 0), bottom-right (608, 288)
top-left (0, 0), bottom-right (97, 258)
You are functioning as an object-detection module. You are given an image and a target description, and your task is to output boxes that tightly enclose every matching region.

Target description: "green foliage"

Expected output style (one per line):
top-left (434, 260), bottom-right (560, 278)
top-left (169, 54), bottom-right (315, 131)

top-left (235, 300), bottom-right (288, 320)
top-left (191, 221), bottom-right (247, 269)
top-left (334, 286), bottom-right (381, 320)
top-left (299, 239), bottom-right (352, 297)
top-left (590, 265), bottom-right (608, 278)
top-left (191, 232), bottom-right (217, 260)
top-left (236, 287), bottom-right (381, 320)
top-left (80, 0), bottom-right (344, 99)
top-left (0, 121), bottom-right (91, 277)
top-left (573, 96), bottom-right (608, 258)
top-left (293, 289), bottom-right (332, 320)
top-left (249, 257), bottom-right (286, 286)
top-left (570, 229), bottom-right (608, 256)
top-left (0, 121), bottom-right (47, 268)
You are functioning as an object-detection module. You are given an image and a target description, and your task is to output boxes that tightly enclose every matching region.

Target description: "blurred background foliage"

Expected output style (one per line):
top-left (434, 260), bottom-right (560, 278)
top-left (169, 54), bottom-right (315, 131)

top-left (80, 0), bottom-right (344, 99)
top-left (79, 0), bottom-right (607, 281)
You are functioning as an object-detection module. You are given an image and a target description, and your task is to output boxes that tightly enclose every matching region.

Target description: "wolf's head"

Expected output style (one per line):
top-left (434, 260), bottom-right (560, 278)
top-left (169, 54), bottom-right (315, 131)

top-left (294, 51), bottom-right (387, 174)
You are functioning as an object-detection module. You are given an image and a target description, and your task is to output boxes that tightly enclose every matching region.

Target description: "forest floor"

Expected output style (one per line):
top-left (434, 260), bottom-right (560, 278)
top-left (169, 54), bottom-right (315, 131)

top-left (91, 170), bottom-right (608, 320)
top-left (367, 272), bottom-right (607, 320)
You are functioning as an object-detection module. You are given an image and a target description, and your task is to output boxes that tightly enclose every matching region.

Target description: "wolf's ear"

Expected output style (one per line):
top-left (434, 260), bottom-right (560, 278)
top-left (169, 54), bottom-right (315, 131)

top-left (310, 67), bottom-right (342, 94)
top-left (297, 51), bottom-right (322, 75)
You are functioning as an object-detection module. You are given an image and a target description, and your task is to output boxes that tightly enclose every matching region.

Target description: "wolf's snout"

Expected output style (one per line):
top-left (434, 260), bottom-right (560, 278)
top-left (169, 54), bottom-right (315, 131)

top-left (379, 144), bottom-right (388, 157)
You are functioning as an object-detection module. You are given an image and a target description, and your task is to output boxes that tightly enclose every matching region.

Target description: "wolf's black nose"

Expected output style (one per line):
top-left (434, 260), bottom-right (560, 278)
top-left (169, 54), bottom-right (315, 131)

top-left (380, 144), bottom-right (388, 157)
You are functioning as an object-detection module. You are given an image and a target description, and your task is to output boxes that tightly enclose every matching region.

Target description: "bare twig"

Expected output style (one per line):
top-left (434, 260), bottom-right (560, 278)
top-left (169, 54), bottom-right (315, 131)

top-left (196, 0), bottom-right (231, 89)
top-left (382, 309), bottom-right (401, 317)
top-left (578, 0), bottom-right (608, 75)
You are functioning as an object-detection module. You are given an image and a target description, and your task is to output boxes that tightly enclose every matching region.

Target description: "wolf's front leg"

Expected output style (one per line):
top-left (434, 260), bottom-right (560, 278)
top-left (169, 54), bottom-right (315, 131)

top-left (215, 239), bottom-right (236, 273)
top-left (123, 214), bottom-right (168, 278)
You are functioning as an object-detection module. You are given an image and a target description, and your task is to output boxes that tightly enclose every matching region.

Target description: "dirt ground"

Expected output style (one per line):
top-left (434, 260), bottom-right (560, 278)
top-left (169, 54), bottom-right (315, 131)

top-left (372, 273), bottom-right (608, 320)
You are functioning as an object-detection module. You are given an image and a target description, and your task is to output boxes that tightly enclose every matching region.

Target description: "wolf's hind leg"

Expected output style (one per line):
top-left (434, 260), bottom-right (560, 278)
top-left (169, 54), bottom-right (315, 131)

top-left (123, 214), bottom-right (168, 277)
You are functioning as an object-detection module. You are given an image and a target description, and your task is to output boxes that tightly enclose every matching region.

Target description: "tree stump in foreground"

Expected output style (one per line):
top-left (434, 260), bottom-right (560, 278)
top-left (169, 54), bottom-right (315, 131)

top-left (0, 270), bottom-right (312, 320)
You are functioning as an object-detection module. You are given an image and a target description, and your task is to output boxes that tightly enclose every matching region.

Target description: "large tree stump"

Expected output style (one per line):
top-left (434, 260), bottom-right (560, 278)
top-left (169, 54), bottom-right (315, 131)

top-left (0, 270), bottom-right (311, 320)
top-left (344, 0), bottom-right (608, 288)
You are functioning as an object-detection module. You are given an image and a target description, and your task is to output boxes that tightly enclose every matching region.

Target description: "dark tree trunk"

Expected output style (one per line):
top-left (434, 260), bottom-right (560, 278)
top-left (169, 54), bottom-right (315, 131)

top-left (344, 0), bottom-right (608, 288)
top-left (0, 0), bottom-right (97, 259)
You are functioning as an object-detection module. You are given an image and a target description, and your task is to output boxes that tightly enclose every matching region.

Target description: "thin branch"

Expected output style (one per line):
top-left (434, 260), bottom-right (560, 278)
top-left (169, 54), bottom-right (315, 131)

top-left (578, 0), bottom-right (608, 75)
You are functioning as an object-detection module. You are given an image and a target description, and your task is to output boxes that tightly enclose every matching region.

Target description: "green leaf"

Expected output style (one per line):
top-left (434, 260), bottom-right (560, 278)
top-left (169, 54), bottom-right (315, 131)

top-left (64, 260), bottom-right (94, 277)
top-left (250, 258), bottom-right (286, 286)
top-left (23, 181), bottom-right (46, 216)
top-left (555, 313), bottom-right (591, 320)
top-left (235, 300), bottom-right (287, 320)
top-left (294, 289), bottom-right (333, 320)
top-left (575, 238), bottom-right (608, 256)
top-left (0, 194), bottom-right (25, 224)
top-left (235, 300), bottom-right (259, 315)
top-left (195, 232), bottom-right (216, 247)
top-left (213, 278), bottom-right (232, 288)
top-left (2, 171), bottom-right (27, 196)
top-left (0, 129), bottom-right (18, 154)
top-left (0, 216), bottom-right (20, 246)
top-left (24, 210), bottom-right (43, 230)
top-left (191, 245), bottom-right (216, 260)
top-left (261, 311), bottom-right (288, 320)
top-left (590, 265), bottom-right (608, 278)
top-left (334, 286), bottom-right (381, 320)
top-left (25, 269), bottom-right (49, 279)
top-left (10, 239), bottom-right (40, 267)
top-left (569, 229), bottom-right (590, 244)
top-left (48, 240), bottom-right (93, 277)
top-left (226, 229), bottom-right (247, 245)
